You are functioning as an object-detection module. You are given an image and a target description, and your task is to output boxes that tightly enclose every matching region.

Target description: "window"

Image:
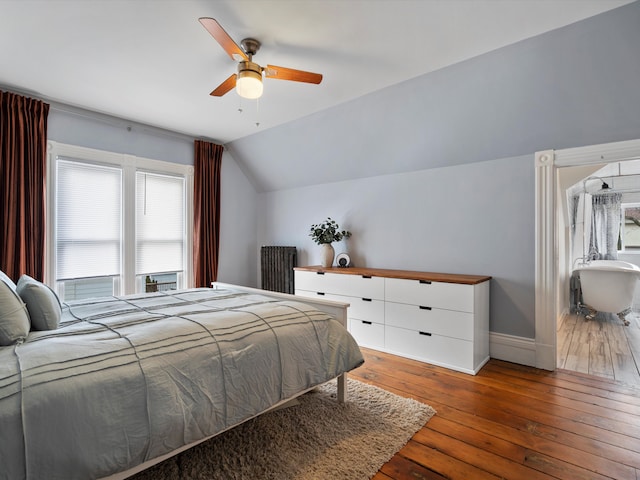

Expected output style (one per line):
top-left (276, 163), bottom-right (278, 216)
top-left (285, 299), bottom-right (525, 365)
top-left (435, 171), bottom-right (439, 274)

top-left (621, 203), bottom-right (640, 252)
top-left (55, 159), bottom-right (122, 300)
top-left (47, 142), bottom-right (193, 300)
top-left (136, 171), bottom-right (185, 292)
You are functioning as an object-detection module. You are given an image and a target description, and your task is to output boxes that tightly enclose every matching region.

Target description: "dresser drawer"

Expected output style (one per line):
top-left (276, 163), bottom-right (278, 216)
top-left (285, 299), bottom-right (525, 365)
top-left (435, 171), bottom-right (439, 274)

top-left (385, 277), bottom-right (474, 312)
top-left (297, 289), bottom-right (384, 324)
top-left (349, 318), bottom-right (385, 349)
top-left (295, 289), bottom-right (316, 300)
top-left (329, 272), bottom-right (384, 299)
top-left (385, 325), bottom-right (474, 371)
top-left (295, 289), bottom-right (352, 307)
top-left (295, 270), bottom-right (332, 292)
top-left (385, 302), bottom-right (473, 340)
top-left (349, 297), bottom-right (384, 324)
top-left (295, 270), bottom-right (384, 299)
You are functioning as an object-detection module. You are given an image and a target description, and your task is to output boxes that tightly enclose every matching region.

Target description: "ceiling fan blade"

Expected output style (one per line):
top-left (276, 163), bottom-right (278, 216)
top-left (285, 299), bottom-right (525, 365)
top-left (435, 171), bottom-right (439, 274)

top-left (264, 65), bottom-right (323, 84)
top-left (210, 73), bottom-right (237, 97)
top-left (198, 17), bottom-right (248, 62)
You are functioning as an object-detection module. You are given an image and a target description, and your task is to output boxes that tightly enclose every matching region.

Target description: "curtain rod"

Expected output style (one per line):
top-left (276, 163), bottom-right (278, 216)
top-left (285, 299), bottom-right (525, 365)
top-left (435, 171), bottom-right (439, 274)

top-left (599, 172), bottom-right (640, 180)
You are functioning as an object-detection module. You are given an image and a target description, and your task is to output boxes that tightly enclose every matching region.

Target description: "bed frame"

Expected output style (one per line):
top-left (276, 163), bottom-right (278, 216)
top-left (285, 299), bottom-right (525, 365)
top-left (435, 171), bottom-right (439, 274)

top-left (100, 282), bottom-right (351, 480)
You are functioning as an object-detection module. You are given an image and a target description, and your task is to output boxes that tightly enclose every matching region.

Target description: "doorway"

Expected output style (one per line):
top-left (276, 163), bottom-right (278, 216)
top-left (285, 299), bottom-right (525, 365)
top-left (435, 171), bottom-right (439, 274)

top-left (534, 139), bottom-right (640, 376)
top-left (555, 161), bottom-right (640, 384)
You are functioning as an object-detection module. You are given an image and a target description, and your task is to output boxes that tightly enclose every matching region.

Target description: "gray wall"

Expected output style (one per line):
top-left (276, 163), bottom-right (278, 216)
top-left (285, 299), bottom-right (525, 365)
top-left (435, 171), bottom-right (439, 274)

top-left (48, 107), bottom-right (193, 165)
top-left (47, 107), bottom-right (258, 287)
top-left (258, 155), bottom-right (534, 338)
top-left (249, 2), bottom-right (640, 339)
top-left (217, 149), bottom-right (258, 286)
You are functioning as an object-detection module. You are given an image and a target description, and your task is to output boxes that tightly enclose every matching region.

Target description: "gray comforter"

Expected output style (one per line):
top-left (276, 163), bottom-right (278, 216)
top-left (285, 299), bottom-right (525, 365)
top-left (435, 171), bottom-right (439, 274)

top-left (0, 287), bottom-right (363, 480)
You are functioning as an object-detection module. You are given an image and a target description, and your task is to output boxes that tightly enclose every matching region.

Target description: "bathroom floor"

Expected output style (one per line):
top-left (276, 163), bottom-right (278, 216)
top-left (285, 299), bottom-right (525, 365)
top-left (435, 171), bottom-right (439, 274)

top-left (557, 310), bottom-right (640, 386)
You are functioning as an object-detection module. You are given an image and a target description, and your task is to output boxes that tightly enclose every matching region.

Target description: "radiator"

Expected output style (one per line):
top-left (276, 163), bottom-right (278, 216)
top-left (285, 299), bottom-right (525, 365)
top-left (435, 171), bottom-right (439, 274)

top-left (261, 246), bottom-right (297, 294)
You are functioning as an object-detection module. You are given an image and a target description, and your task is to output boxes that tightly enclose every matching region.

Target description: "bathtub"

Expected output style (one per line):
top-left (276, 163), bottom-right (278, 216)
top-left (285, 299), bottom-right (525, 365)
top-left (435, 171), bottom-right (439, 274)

top-left (573, 260), bottom-right (640, 325)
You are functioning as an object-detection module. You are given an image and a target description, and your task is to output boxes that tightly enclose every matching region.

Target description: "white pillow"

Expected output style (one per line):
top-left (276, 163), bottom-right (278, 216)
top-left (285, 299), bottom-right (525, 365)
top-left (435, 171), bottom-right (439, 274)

top-left (0, 275), bottom-right (30, 345)
top-left (17, 275), bottom-right (62, 331)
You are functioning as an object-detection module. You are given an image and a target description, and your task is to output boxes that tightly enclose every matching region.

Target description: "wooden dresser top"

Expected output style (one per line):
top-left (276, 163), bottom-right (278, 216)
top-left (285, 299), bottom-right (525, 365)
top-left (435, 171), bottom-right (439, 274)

top-left (294, 266), bottom-right (491, 285)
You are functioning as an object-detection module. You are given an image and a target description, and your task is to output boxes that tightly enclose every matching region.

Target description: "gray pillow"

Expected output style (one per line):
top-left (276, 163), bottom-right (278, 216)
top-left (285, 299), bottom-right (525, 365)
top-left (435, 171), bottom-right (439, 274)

top-left (17, 275), bottom-right (62, 331)
top-left (0, 276), bottom-right (30, 345)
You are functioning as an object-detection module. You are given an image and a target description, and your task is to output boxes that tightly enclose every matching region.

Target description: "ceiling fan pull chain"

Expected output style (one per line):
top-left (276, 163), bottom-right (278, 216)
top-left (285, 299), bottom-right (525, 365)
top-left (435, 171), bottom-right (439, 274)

top-left (255, 98), bottom-right (260, 127)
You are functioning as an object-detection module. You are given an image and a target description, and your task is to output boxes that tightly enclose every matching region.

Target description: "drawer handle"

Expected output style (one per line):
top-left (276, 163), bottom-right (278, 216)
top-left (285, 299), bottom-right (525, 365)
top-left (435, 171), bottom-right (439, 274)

top-left (316, 292), bottom-right (325, 296)
top-left (362, 298), bottom-right (372, 302)
top-left (362, 320), bottom-right (372, 325)
top-left (362, 275), bottom-right (372, 279)
top-left (419, 280), bottom-right (432, 284)
top-left (419, 331), bottom-right (432, 336)
top-left (316, 271), bottom-right (325, 275)
top-left (419, 305), bottom-right (432, 310)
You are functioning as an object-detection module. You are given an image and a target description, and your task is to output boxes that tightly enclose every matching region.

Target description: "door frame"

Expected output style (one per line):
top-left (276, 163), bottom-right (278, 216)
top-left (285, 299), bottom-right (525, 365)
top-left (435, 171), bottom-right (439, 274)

top-left (534, 138), bottom-right (640, 370)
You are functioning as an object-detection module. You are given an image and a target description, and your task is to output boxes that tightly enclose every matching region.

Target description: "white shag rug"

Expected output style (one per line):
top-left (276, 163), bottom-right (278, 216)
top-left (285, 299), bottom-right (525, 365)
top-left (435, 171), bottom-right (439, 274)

top-left (130, 378), bottom-right (435, 480)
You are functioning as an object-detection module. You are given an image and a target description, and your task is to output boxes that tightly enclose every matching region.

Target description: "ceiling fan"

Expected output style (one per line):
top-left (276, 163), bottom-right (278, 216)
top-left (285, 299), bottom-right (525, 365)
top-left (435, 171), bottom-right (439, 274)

top-left (198, 17), bottom-right (323, 100)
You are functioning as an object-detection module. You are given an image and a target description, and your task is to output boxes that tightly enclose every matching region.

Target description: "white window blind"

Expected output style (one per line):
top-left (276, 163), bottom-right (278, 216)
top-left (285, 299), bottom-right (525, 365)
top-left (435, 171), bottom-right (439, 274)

top-left (135, 171), bottom-right (185, 275)
top-left (56, 159), bottom-right (122, 280)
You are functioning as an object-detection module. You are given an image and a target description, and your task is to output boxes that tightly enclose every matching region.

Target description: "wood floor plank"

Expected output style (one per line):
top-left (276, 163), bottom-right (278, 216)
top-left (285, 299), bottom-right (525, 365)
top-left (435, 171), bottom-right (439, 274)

top-left (565, 323), bottom-right (591, 373)
top-left (352, 348), bottom-right (640, 480)
top-left (378, 454), bottom-right (448, 480)
top-left (399, 440), bottom-right (503, 479)
top-left (521, 449), bottom-right (620, 480)
top-left (589, 323), bottom-right (615, 379)
top-left (371, 472), bottom-right (394, 480)
top-left (624, 316), bottom-right (640, 383)
top-left (557, 314), bottom-right (575, 369)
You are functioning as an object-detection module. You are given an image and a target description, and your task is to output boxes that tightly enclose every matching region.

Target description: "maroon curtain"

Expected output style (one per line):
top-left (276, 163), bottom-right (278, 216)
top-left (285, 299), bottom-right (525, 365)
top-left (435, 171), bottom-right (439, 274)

top-left (193, 140), bottom-right (223, 287)
top-left (0, 91), bottom-right (50, 282)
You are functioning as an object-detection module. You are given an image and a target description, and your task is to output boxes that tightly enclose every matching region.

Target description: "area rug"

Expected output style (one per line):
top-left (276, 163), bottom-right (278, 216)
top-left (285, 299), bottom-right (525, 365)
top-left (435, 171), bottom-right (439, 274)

top-left (131, 378), bottom-right (436, 480)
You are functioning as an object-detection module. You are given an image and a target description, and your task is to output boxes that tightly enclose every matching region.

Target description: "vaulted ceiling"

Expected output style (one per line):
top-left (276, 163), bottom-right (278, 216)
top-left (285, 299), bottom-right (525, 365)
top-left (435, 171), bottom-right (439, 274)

top-left (0, 0), bottom-right (632, 144)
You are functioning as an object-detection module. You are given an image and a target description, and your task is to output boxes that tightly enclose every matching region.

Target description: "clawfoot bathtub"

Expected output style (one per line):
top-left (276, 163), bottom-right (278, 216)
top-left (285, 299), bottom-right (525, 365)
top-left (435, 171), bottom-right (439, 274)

top-left (573, 260), bottom-right (640, 326)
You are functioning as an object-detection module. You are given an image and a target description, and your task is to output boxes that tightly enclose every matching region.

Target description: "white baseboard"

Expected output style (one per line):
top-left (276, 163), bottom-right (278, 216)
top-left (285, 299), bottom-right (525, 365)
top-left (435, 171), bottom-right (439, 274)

top-left (490, 332), bottom-right (537, 368)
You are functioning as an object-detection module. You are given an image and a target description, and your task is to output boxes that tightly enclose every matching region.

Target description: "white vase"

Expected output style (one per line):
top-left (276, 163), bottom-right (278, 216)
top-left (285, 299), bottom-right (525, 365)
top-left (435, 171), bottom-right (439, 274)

top-left (320, 243), bottom-right (335, 268)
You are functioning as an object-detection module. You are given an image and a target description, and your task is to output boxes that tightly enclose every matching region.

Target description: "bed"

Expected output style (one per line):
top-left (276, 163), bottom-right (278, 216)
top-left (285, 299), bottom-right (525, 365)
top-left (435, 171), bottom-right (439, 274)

top-left (0, 281), bottom-right (363, 480)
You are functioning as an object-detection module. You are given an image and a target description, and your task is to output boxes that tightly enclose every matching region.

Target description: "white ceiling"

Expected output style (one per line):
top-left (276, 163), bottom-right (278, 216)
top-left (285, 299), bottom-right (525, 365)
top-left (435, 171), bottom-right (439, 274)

top-left (0, 0), bottom-right (633, 144)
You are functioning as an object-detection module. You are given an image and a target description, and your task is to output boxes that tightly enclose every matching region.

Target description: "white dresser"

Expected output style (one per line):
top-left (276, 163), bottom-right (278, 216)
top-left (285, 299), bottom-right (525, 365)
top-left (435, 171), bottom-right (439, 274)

top-left (294, 266), bottom-right (491, 375)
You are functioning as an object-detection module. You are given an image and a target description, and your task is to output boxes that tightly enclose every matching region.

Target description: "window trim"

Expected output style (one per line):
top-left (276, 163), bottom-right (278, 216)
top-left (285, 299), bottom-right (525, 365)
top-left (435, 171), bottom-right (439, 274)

top-left (46, 141), bottom-right (194, 294)
top-left (620, 202), bottom-right (640, 253)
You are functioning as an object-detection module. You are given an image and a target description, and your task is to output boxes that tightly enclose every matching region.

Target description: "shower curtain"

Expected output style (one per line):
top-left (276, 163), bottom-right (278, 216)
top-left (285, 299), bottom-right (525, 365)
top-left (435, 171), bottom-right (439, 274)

top-left (569, 190), bottom-right (621, 312)
top-left (588, 192), bottom-right (622, 260)
top-left (570, 193), bottom-right (592, 267)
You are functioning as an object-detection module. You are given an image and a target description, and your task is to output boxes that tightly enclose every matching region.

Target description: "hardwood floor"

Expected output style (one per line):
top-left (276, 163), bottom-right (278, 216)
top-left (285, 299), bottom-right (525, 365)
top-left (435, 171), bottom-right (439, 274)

top-left (557, 310), bottom-right (640, 386)
top-left (350, 348), bottom-right (640, 480)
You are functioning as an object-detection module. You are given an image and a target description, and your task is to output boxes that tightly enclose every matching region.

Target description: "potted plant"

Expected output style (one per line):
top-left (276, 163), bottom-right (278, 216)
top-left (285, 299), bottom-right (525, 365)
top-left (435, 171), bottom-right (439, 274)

top-left (309, 217), bottom-right (351, 267)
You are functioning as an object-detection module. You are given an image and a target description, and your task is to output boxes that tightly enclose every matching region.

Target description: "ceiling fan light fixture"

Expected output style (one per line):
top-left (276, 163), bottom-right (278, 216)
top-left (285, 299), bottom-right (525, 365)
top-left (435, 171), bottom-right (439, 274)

top-left (236, 61), bottom-right (263, 99)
